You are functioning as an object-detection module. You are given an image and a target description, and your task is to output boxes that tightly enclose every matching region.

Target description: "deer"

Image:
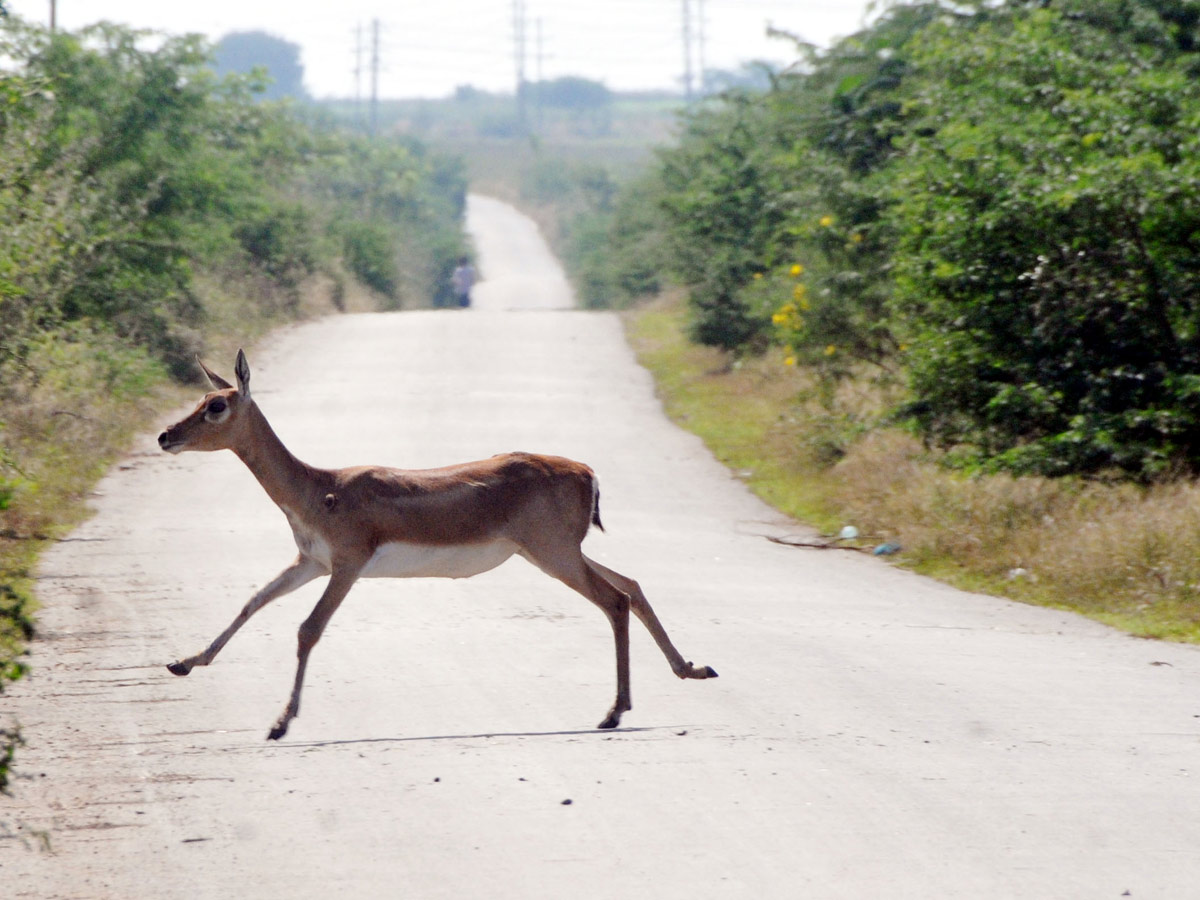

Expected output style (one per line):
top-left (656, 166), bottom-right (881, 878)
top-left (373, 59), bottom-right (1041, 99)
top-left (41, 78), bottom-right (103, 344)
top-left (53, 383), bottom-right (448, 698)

top-left (157, 350), bottom-right (718, 740)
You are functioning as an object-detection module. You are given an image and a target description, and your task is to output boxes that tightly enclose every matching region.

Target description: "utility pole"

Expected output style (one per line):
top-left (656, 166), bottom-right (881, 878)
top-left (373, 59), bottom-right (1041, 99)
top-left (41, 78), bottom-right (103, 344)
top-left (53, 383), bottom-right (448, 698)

top-left (513, 0), bottom-right (528, 133)
top-left (353, 23), bottom-right (364, 131)
top-left (681, 0), bottom-right (693, 103)
top-left (681, 0), bottom-right (708, 100)
top-left (535, 17), bottom-right (544, 133)
top-left (370, 18), bottom-right (380, 137)
top-left (49, 0), bottom-right (56, 32)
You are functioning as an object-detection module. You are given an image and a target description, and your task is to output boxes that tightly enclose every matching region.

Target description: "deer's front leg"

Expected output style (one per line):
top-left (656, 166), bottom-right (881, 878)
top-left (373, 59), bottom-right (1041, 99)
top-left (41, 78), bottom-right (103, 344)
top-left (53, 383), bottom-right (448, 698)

top-left (167, 556), bottom-right (326, 676)
top-left (268, 563), bottom-right (362, 741)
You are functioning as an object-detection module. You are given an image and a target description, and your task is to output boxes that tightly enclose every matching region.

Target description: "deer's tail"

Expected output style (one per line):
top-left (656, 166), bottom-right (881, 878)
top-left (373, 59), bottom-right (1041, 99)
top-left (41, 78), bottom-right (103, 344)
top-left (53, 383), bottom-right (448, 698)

top-left (591, 479), bottom-right (605, 532)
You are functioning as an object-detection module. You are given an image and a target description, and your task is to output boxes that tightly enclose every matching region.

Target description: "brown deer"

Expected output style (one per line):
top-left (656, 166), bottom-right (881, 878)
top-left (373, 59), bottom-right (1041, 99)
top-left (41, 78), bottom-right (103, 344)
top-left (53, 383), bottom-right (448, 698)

top-left (158, 350), bottom-right (717, 740)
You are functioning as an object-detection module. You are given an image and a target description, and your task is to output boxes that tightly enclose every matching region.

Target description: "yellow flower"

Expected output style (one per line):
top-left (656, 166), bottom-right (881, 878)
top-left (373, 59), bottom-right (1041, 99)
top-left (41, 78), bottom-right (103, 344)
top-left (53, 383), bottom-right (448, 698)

top-left (753, 272), bottom-right (763, 280)
top-left (850, 232), bottom-right (864, 244)
top-left (793, 283), bottom-right (806, 301)
top-left (772, 303), bottom-right (796, 326)
top-left (789, 263), bottom-right (804, 277)
top-left (824, 344), bottom-right (837, 356)
top-left (784, 355), bottom-right (796, 367)
top-left (819, 215), bottom-right (834, 227)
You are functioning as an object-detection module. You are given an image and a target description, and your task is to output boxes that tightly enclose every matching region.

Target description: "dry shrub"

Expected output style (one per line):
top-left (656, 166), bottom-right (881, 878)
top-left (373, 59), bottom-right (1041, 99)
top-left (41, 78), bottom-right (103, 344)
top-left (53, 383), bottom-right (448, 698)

top-left (1039, 483), bottom-right (1200, 636)
top-left (0, 326), bottom-right (171, 536)
top-left (829, 428), bottom-right (1200, 638)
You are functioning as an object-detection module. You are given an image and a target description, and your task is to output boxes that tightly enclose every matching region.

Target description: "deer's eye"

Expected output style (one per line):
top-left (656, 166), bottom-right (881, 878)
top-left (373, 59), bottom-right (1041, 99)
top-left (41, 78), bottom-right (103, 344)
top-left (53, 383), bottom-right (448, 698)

top-left (208, 398), bottom-right (227, 414)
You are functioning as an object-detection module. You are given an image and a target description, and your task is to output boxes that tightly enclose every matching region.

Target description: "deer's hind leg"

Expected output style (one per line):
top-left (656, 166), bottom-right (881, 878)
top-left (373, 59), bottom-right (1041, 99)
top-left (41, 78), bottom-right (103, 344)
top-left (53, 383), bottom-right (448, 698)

top-left (518, 545), bottom-right (634, 729)
top-left (585, 558), bottom-right (718, 682)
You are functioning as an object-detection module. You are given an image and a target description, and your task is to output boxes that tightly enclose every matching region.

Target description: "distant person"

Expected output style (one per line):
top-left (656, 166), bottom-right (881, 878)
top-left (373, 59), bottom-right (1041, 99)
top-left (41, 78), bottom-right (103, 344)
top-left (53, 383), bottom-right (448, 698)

top-left (450, 256), bottom-right (477, 308)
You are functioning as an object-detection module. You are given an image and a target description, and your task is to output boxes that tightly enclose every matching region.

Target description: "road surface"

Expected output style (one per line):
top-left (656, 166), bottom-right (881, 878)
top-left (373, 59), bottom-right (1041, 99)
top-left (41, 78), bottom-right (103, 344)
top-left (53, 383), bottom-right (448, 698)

top-left (3, 196), bottom-right (1199, 898)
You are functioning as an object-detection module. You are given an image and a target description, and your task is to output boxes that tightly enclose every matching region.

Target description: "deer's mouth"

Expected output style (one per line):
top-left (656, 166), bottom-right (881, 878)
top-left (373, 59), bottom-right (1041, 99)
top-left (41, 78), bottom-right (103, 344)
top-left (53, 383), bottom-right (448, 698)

top-left (157, 432), bottom-right (185, 454)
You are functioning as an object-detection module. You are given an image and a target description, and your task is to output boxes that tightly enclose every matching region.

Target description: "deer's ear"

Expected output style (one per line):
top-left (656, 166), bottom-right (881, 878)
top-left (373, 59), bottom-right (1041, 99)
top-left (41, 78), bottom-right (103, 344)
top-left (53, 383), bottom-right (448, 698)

top-left (234, 349), bottom-right (251, 398)
top-left (197, 356), bottom-right (233, 391)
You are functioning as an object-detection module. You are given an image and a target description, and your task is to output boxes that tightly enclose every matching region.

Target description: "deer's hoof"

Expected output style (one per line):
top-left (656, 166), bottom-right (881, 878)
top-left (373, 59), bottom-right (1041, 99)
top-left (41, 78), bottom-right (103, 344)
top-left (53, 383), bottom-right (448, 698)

top-left (166, 661), bottom-right (192, 676)
top-left (703, 666), bottom-right (719, 678)
top-left (597, 701), bottom-right (629, 729)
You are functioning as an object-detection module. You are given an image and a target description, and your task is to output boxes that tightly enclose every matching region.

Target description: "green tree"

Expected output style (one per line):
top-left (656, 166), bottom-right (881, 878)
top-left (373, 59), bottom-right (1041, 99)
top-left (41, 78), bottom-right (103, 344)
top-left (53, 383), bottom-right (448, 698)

top-left (533, 76), bottom-right (611, 111)
top-left (759, 3), bottom-right (944, 376)
top-left (889, 4), bottom-right (1200, 476)
top-left (3, 23), bottom-right (257, 371)
top-left (214, 31), bottom-right (309, 101)
top-left (649, 2), bottom-right (942, 359)
top-left (533, 76), bottom-right (612, 133)
top-left (657, 92), bottom-right (798, 350)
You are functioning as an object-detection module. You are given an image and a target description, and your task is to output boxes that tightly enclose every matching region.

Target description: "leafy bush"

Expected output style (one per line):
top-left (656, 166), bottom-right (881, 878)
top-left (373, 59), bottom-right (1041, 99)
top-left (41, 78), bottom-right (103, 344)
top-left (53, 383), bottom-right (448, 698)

top-left (890, 5), bottom-right (1200, 477)
top-left (648, 3), bottom-right (937, 357)
top-left (602, 0), bottom-right (1200, 479)
top-left (307, 133), bottom-right (468, 309)
top-left (564, 172), bottom-right (669, 309)
top-left (339, 220), bottom-right (400, 299)
top-left (656, 93), bottom-right (794, 351)
top-left (235, 202), bottom-right (320, 295)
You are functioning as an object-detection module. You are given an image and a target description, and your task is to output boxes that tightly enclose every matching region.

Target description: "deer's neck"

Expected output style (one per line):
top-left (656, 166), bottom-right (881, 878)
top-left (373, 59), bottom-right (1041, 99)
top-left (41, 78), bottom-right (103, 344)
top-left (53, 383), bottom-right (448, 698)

top-left (232, 402), bottom-right (327, 512)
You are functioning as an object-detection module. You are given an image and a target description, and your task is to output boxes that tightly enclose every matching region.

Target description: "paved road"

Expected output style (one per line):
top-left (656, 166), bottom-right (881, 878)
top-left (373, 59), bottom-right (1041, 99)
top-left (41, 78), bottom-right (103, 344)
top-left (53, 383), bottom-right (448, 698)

top-left (3, 196), bottom-right (1199, 898)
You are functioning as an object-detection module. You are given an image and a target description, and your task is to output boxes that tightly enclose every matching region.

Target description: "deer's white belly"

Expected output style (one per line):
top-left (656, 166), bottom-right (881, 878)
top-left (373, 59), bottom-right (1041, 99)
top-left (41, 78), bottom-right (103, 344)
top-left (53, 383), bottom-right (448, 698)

top-left (284, 507), bottom-right (516, 579)
top-left (361, 539), bottom-right (519, 579)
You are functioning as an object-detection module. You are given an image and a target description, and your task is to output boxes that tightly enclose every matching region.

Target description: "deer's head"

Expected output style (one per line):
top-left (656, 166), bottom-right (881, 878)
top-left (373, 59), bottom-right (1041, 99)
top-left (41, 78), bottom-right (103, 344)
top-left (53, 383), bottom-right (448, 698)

top-left (158, 349), bottom-right (253, 454)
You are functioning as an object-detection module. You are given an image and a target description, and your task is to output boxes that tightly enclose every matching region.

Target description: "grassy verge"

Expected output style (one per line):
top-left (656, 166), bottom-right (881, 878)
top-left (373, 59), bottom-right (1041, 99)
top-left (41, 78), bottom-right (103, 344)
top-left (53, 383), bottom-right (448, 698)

top-left (625, 293), bottom-right (845, 530)
top-left (625, 294), bottom-right (1200, 643)
top-left (0, 329), bottom-right (176, 792)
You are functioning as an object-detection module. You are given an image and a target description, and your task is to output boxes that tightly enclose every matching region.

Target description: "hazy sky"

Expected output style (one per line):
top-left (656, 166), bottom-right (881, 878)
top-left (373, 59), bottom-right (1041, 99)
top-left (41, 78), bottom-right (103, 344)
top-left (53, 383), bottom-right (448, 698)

top-left (7, 1), bottom-right (878, 99)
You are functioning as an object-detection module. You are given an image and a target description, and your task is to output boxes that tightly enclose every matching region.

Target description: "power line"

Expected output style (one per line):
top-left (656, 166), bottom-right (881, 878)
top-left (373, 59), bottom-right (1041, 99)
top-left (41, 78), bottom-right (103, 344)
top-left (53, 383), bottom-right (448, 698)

top-left (327, 1), bottom-right (811, 101)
